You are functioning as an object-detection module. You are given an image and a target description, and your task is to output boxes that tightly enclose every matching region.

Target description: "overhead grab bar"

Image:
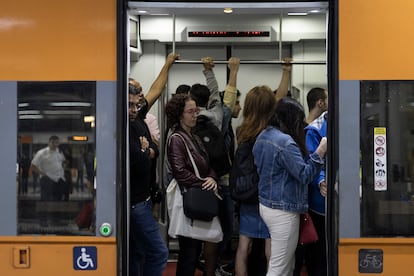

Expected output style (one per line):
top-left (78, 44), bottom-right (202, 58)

top-left (174, 60), bottom-right (326, 65)
top-left (170, 15), bottom-right (325, 65)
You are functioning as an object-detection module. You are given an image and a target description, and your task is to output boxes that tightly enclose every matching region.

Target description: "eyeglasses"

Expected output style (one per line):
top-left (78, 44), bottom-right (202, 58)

top-left (129, 101), bottom-right (146, 111)
top-left (183, 108), bottom-right (200, 115)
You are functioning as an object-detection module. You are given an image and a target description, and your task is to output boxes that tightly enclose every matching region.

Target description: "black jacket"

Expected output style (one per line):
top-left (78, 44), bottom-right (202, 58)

top-left (129, 104), bottom-right (159, 205)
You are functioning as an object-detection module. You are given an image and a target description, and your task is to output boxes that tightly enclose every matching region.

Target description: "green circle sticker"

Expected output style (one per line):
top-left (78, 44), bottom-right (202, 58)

top-left (99, 223), bottom-right (112, 237)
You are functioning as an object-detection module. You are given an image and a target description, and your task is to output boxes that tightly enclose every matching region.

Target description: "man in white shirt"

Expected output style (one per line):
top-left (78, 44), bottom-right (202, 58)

top-left (31, 135), bottom-right (66, 201)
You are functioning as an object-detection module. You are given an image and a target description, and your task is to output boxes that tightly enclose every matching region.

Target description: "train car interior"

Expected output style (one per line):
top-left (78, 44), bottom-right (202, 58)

top-left (126, 1), bottom-right (329, 275)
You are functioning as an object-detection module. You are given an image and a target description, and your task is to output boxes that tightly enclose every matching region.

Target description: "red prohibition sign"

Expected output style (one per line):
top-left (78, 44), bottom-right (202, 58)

top-left (375, 147), bottom-right (385, 156)
top-left (375, 136), bottom-right (385, 146)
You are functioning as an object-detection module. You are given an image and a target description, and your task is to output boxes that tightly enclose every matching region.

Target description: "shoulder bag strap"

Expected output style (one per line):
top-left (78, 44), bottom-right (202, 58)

top-left (171, 133), bottom-right (222, 200)
top-left (170, 133), bottom-right (203, 180)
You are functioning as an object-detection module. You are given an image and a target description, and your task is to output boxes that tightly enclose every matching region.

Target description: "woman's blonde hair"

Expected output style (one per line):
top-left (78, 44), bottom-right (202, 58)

top-left (236, 85), bottom-right (276, 144)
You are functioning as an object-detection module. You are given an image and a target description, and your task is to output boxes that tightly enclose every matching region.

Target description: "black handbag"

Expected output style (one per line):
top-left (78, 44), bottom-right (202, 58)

top-left (171, 133), bottom-right (220, 222)
top-left (183, 187), bottom-right (219, 221)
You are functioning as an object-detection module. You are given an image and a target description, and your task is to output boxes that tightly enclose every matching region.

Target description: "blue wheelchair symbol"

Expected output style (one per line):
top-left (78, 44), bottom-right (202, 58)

top-left (73, 246), bottom-right (97, 270)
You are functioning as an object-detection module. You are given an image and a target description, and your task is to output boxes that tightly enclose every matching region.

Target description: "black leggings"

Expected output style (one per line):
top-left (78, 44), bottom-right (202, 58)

top-left (176, 236), bottom-right (217, 276)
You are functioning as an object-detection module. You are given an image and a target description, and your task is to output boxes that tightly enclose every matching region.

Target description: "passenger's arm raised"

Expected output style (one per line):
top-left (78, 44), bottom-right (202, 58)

top-left (274, 57), bottom-right (292, 103)
top-left (201, 56), bottom-right (220, 108)
top-left (145, 53), bottom-right (179, 109)
top-left (223, 57), bottom-right (240, 111)
top-left (202, 56), bottom-right (224, 128)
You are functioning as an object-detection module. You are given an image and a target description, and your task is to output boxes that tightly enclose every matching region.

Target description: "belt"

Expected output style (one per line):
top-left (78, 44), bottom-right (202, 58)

top-left (131, 196), bottom-right (151, 208)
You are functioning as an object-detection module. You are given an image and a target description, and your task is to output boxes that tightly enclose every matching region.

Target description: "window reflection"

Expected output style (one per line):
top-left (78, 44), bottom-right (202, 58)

top-left (17, 81), bottom-right (96, 236)
top-left (361, 81), bottom-right (414, 236)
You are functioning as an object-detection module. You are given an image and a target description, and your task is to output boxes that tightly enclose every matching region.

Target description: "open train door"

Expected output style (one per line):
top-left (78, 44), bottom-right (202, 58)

top-left (332, 0), bottom-right (414, 275)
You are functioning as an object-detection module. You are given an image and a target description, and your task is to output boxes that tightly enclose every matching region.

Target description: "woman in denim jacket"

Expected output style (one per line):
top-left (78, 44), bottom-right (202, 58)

top-left (253, 97), bottom-right (327, 276)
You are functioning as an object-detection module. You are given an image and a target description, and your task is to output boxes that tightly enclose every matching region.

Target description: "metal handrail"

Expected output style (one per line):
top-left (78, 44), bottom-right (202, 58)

top-left (174, 60), bottom-right (326, 65)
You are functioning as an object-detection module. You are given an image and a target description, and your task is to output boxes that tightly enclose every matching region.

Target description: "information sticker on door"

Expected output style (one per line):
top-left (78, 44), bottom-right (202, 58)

top-left (373, 127), bottom-right (387, 191)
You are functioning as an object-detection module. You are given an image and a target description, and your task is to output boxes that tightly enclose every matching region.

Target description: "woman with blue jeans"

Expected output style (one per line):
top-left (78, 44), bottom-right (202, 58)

top-left (253, 98), bottom-right (327, 276)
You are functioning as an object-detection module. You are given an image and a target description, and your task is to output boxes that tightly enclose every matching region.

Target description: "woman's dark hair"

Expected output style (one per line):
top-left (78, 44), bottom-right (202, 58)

top-left (269, 97), bottom-right (308, 156)
top-left (165, 93), bottom-right (193, 130)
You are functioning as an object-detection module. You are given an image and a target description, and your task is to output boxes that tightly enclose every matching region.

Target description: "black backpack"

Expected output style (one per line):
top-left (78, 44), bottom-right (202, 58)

top-left (229, 140), bottom-right (259, 203)
top-left (193, 115), bottom-right (231, 177)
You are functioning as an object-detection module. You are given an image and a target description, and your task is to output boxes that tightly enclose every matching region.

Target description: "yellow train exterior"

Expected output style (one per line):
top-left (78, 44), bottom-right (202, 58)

top-left (337, 0), bottom-right (414, 275)
top-left (0, 1), bottom-right (118, 275)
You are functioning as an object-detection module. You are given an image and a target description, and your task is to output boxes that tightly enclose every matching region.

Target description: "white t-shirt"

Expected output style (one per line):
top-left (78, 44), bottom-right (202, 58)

top-left (31, 147), bottom-right (65, 182)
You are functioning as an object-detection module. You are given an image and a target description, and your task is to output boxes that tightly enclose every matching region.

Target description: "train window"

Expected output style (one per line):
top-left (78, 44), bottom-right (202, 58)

top-left (17, 81), bottom-right (96, 236)
top-left (360, 81), bottom-right (414, 236)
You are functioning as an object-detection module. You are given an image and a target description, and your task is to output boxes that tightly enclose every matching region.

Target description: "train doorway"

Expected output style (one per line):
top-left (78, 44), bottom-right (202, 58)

top-left (127, 2), bottom-right (330, 276)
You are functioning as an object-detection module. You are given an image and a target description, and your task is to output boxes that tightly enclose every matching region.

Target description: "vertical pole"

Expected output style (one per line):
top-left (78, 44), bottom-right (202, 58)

top-left (172, 14), bottom-right (176, 54)
top-left (279, 12), bottom-right (283, 60)
top-left (278, 12), bottom-right (291, 92)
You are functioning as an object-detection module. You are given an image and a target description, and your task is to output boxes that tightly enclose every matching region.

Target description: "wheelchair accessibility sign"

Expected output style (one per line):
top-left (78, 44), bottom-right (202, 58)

top-left (73, 246), bottom-right (97, 270)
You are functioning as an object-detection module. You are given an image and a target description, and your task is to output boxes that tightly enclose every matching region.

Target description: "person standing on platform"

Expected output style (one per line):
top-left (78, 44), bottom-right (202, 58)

top-left (31, 135), bottom-right (66, 201)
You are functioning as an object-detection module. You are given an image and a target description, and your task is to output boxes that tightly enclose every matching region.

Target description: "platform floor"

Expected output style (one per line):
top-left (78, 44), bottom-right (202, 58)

top-left (161, 260), bottom-right (308, 276)
top-left (162, 261), bottom-right (204, 276)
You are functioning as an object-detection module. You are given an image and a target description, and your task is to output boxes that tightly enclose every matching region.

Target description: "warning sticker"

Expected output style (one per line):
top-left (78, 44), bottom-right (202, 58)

top-left (373, 127), bottom-right (387, 191)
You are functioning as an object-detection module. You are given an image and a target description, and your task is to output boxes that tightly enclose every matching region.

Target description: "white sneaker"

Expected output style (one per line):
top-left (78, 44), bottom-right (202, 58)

top-left (215, 266), bottom-right (233, 276)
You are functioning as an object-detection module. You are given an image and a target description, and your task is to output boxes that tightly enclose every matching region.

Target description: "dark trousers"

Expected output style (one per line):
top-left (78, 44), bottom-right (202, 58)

top-left (248, 238), bottom-right (267, 276)
top-left (38, 177), bottom-right (67, 226)
top-left (19, 176), bottom-right (28, 194)
top-left (40, 176), bottom-right (66, 201)
top-left (77, 171), bottom-right (84, 191)
top-left (176, 236), bottom-right (203, 276)
top-left (217, 185), bottom-right (234, 266)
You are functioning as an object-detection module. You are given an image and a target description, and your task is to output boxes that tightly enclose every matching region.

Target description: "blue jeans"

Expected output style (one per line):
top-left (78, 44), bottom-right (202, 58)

top-left (130, 199), bottom-right (168, 276)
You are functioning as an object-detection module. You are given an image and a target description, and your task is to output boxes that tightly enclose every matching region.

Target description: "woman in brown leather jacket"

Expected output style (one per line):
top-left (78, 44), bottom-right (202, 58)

top-left (165, 93), bottom-right (219, 276)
